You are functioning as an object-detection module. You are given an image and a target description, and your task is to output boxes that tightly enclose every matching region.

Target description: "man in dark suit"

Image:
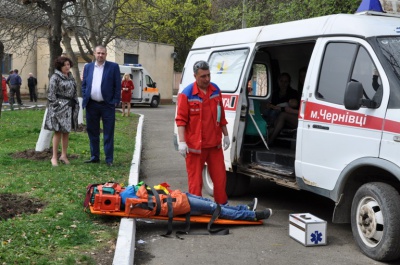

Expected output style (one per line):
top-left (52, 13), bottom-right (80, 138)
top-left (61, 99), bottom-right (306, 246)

top-left (82, 45), bottom-right (121, 166)
top-left (27, 73), bottom-right (38, 102)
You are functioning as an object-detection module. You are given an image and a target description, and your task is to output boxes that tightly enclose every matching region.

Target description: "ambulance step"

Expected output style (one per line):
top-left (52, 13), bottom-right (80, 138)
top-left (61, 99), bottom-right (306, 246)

top-left (237, 163), bottom-right (299, 190)
top-left (243, 148), bottom-right (295, 168)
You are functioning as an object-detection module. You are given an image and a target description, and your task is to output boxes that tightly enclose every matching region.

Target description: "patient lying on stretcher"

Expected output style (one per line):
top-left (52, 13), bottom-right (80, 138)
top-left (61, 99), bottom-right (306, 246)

top-left (121, 183), bottom-right (273, 221)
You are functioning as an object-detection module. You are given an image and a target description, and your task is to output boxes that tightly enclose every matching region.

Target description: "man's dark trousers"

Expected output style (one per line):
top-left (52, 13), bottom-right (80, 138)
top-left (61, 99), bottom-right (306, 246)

top-left (28, 86), bottom-right (37, 102)
top-left (9, 85), bottom-right (22, 105)
top-left (85, 100), bottom-right (116, 163)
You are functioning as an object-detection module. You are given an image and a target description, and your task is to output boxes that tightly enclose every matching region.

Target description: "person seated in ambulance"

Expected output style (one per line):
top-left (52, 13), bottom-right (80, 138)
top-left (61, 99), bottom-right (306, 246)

top-left (267, 67), bottom-right (307, 146)
top-left (262, 72), bottom-right (298, 127)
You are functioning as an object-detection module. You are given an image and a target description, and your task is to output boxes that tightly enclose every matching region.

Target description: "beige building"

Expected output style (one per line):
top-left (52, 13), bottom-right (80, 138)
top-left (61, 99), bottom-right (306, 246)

top-left (4, 38), bottom-right (175, 104)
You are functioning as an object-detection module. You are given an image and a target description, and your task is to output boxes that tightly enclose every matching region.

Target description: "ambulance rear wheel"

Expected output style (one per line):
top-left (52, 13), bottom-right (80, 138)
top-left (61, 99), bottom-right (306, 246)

top-left (150, 97), bottom-right (159, 108)
top-left (351, 182), bottom-right (400, 261)
top-left (202, 166), bottom-right (249, 197)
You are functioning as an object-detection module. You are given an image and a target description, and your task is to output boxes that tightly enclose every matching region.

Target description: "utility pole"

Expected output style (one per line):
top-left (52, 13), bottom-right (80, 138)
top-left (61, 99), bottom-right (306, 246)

top-left (242, 0), bottom-right (247, 29)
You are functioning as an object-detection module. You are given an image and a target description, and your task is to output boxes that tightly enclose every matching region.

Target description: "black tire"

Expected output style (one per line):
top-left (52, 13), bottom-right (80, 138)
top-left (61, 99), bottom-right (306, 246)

top-left (202, 166), bottom-right (250, 197)
top-left (351, 182), bottom-right (400, 261)
top-left (150, 97), bottom-right (159, 108)
top-left (231, 172), bottom-right (250, 197)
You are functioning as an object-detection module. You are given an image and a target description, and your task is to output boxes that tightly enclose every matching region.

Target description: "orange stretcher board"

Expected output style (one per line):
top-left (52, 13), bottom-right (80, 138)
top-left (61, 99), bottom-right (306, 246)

top-left (89, 206), bottom-right (263, 225)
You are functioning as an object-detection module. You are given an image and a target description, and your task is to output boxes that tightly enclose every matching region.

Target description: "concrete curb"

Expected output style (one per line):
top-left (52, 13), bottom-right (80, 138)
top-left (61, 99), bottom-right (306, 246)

top-left (112, 114), bottom-right (144, 265)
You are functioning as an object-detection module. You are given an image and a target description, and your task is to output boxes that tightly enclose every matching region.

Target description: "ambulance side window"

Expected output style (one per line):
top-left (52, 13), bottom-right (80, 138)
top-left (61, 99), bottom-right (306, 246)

top-left (316, 42), bottom-right (357, 105)
top-left (146, 75), bottom-right (155, 87)
top-left (351, 46), bottom-right (382, 106)
top-left (248, 64), bottom-right (268, 97)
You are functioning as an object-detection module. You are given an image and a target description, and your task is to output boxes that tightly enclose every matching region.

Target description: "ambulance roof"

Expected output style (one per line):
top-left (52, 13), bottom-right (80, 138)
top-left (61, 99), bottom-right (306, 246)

top-left (119, 64), bottom-right (144, 73)
top-left (192, 13), bottom-right (400, 49)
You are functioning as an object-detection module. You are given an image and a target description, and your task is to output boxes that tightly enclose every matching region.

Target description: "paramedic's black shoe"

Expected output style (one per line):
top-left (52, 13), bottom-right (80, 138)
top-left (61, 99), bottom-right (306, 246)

top-left (255, 208), bottom-right (273, 220)
top-left (106, 162), bottom-right (113, 167)
top-left (247, 198), bottom-right (258, 211)
top-left (84, 158), bottom-right (100, 163)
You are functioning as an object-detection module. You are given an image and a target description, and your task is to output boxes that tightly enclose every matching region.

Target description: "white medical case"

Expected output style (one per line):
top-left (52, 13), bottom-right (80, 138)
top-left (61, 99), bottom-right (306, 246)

top-left (289, 213), bottom-right (327, 246)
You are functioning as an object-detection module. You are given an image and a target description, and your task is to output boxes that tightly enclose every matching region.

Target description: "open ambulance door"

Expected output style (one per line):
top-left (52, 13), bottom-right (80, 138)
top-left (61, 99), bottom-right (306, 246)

top-left (131, 68), bottom-right (143, 101)
top-left (201, 45), bottom-right (258, 196)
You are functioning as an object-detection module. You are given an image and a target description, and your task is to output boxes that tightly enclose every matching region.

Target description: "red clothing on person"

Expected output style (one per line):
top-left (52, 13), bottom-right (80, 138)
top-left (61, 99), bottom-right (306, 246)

top-left (2, 77), bottom-right (8, 102)
top-left (186, 147), bottom-right (227, 204)
top-left (121, 80), bottom-right (134, 103)
top-left (176, 82), bottom-right (227, 153)
top-left (175, 81), bottom-right (228, 204)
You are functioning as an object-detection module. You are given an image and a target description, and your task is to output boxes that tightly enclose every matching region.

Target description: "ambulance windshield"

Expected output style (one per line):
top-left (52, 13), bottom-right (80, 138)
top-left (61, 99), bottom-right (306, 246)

top-left (377, 37), bottom-right (400, 81)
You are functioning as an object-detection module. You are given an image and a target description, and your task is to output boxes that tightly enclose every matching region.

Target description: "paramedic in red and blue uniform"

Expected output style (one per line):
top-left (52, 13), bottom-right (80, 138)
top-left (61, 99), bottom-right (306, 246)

top-left (175, 60), bottom-right (230, 205)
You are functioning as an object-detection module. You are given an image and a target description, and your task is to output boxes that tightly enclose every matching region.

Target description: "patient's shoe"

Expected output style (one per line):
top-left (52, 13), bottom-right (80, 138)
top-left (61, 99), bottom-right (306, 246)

top-left (247, 198), bottom-right (258, 211)
top-left (255, 208), bottom-right (273, 220)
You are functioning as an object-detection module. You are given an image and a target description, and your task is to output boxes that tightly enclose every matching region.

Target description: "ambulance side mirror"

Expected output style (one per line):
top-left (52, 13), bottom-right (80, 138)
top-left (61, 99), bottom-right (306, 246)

top-left (344, 82), bottom-right (363, 110)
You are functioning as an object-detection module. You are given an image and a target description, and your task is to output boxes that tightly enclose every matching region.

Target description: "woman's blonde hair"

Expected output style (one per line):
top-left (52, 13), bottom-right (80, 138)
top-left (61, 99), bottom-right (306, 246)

top-left (123, 73), bottom-right (131, 80)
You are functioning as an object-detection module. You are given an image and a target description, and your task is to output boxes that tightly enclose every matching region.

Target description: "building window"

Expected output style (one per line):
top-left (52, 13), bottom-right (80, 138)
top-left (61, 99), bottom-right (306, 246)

top-left (1, 54), bottom-right (12, 75)
top-left (124, 53), bottom-right (138, 64)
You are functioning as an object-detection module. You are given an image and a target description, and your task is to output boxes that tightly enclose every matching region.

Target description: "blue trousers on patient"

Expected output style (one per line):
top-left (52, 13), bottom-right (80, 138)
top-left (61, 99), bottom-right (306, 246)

top-left (186, 193), bottom-right (255, 221)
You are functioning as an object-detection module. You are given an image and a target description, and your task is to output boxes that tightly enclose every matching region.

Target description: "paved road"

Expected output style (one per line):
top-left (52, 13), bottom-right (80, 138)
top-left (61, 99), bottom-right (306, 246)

top-left (132, 104), bottom-right (390, 265)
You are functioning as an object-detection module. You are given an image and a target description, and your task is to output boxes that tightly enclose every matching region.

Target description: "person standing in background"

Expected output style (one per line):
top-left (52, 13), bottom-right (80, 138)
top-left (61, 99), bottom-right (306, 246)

top-left (27, 73), bottom-right (38, 102)
top-left (175, 60), bottom-right (230, 205)
top-left (121, 73), bottom-right (134, 117)
top-left (2, 75), bottom-right (8, 103)
top-left (0, 75), bottom-right (3, 116)
top-left (81, 45), bottom-right (121, 167)
top-left (6, 69), bottom-right (22, 106)
top-left (44, 56), bottom-right (79, 167)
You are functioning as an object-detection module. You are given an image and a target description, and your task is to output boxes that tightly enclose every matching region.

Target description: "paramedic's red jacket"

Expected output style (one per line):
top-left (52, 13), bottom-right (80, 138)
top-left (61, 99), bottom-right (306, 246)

top-left (176, 82), bottom-right (227, 153)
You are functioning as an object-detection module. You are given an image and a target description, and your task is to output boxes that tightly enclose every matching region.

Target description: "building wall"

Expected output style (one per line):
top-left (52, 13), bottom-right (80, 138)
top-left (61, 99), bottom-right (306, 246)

top-left (3, 36), bottom-right (43, 98)
top-left (114, 40), bottom-right (175, 104)
top-left (4, 37), bottom-right (175, 103)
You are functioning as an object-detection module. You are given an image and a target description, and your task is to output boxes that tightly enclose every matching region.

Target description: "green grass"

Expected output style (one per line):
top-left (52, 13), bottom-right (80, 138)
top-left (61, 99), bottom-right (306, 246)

top-left (0, 108), bottom-right (138, 264)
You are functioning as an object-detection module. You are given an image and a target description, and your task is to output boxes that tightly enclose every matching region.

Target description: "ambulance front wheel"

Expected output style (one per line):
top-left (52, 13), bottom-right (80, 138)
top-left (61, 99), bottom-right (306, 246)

top-left (202, 166), bottom-right (250, 197)
top-left (150, 97), bottom-right (160, 108)
top-left (351, 182), bottom-right (400, 261)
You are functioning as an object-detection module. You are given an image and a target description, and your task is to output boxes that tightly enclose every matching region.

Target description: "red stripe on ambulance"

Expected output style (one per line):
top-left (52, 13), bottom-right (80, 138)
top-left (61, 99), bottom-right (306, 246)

top-left (303, 101), bottom-right (397, 131)
top-left (222, 95), bottom-right (238, 111)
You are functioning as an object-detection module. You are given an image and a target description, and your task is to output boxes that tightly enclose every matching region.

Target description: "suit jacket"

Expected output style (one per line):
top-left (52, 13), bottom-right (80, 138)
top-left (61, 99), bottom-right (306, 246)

top-left (82, 61), bottom-right (121, 108)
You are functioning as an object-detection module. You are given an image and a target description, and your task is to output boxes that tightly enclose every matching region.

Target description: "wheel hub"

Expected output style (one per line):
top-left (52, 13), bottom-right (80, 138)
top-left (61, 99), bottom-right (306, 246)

top-left (358, 204), bottom-right (377, 239)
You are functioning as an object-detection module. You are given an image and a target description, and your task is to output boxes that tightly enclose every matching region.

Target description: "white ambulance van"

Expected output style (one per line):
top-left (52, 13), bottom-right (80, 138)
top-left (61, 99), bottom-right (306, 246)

top-left (174, 12), bottom-right (400, 261)
top-left (119, 64), bottom-right (160, 107)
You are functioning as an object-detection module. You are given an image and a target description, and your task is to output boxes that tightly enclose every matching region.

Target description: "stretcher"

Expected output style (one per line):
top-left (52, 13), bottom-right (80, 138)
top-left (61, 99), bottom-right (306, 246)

top-left (89, 205), bottom-right (263, 225)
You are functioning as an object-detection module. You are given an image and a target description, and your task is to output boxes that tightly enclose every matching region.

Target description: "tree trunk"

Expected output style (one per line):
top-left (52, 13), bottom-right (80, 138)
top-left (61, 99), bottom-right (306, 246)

top-left (62, 26), bottom-right (84, 124)
top-left (36, 0), bottom-right (69, 152)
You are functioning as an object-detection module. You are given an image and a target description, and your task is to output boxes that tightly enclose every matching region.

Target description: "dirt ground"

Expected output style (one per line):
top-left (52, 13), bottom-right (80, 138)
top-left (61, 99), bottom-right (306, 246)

top-left (1, 124), bottom-right (85, 219)
top-left (1, 138), bottom-right (116, 264)
top-left (1, 148), bottom-right (74, 221)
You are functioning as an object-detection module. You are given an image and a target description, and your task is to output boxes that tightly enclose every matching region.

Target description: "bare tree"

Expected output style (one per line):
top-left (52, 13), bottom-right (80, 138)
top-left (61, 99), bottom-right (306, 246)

top-left (22, 0), bottom-right (77, 77)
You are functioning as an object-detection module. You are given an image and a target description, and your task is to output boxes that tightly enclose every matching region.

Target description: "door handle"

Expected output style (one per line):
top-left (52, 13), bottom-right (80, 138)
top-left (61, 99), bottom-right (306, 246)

top-left (312, 124), bottom-right (329, 130)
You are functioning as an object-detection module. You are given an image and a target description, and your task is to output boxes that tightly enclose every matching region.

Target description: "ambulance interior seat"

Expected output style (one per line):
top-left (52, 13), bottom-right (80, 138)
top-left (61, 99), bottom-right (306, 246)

top-left (245, 99), bottom-right (268, 145)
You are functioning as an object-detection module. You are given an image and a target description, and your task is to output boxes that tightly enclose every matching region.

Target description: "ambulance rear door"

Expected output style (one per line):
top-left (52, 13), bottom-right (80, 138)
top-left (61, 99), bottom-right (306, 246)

top-left (131, 67), bottom-right (143, 101)
top-left (174, 45), bottom-right (255, 170)
top-left (206, 45), bottom-right (255, 169)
